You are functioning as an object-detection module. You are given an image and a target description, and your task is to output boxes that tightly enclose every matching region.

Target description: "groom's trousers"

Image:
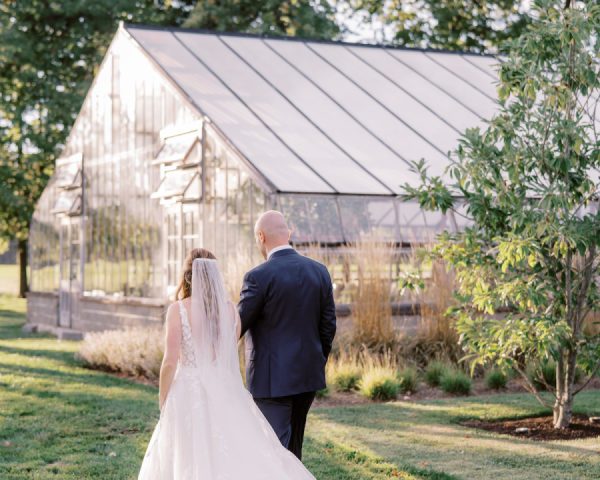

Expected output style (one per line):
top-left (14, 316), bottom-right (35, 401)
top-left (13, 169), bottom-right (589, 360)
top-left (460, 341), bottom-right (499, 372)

top-left (254, 391), bottom-right (316, 460)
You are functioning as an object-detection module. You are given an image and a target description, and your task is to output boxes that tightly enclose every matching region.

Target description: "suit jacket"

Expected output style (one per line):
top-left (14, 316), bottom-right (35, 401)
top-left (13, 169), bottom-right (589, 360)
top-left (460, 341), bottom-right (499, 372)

top-left (238, 249), bottom-right (337, 398)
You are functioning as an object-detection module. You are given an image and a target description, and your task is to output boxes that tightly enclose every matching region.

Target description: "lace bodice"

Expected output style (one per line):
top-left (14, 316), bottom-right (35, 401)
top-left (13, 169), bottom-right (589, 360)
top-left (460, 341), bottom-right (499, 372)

top-left (178, 301), bottom-right (197, 367)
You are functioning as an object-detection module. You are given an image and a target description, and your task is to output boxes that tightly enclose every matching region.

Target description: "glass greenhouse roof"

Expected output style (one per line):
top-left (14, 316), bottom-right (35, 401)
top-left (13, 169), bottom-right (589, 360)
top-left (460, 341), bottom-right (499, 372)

top-left (124, 24), bottom-right (500, 196)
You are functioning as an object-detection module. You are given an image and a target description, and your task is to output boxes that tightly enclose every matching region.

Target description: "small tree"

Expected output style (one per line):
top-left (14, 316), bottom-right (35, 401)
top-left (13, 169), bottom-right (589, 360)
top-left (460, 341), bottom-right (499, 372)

top-left (404, 0), bottom-right (599, 429)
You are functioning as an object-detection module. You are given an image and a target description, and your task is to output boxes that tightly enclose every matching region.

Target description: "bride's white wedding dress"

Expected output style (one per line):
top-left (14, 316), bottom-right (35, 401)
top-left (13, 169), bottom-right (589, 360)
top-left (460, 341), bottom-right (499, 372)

top-left (138, 259), bottom-right (314, 480)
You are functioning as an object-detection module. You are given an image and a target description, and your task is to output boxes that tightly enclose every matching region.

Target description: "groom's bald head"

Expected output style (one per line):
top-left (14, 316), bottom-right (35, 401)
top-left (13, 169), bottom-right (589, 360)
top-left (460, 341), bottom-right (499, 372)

top-left (254, 211), bottom-right (291, 259)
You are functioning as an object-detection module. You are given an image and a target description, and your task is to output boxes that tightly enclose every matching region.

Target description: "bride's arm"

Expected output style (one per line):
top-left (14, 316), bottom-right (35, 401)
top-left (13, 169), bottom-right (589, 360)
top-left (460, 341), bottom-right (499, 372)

top-left (159, 303), bottom-right (181, 410)
top-left (229, 301), bottom-right (242, 340)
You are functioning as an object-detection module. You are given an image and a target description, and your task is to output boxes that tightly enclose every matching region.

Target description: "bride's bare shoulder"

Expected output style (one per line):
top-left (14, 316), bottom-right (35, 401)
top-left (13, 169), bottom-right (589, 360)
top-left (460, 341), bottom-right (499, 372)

top-left (165, 301), bottom-right (182, 323)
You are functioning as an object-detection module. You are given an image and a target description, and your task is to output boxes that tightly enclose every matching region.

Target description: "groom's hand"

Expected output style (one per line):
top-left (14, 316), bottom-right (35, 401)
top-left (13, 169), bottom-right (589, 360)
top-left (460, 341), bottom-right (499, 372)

top-left (319, 274), bottom-right (336, 359)
top-left (238, 271), bottom-right (263, 337)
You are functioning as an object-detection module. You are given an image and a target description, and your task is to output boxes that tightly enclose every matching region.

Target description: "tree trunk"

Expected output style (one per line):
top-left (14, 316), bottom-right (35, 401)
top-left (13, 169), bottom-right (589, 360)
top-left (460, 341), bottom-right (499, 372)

top-left (18, 239), bottom-right (28, 298)
top-left (553, 350), bottom-right (576, 429)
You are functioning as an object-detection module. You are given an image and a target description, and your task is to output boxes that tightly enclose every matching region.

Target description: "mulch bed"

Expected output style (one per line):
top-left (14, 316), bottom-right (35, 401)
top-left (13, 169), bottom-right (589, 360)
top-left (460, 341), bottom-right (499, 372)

top-left (462, 414), bottom-right (600, 441)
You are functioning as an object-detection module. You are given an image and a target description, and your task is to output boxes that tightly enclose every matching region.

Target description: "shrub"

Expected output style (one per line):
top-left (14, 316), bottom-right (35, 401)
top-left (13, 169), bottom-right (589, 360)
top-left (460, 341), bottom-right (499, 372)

top-left (359, 366), bottom-right (400, 401)
top-left (484, 369), bottom-right (508, 390)
top-left (77, 327), bottom-right (163, 380)
top-left (328, 361), bottom-right (362, 392)
top-left (439, 369), bottom-right (472, 395)
top-left (397, 367), bottom-right (418, 394)
top-left (424, 360), bottom-right (449, 387)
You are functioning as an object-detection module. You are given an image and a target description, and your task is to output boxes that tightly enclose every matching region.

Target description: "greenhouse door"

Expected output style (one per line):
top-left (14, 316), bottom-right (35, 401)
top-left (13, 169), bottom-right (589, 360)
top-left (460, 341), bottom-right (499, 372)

top-left (58, 219), bottom-right (81, 328)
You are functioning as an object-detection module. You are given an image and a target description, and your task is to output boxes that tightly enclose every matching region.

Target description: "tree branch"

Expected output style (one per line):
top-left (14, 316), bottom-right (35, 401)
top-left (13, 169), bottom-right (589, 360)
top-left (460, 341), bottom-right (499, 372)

top-left (513, 364), bottom-right (553, 408)
top-left (574, 361), bottom-right (600, 395)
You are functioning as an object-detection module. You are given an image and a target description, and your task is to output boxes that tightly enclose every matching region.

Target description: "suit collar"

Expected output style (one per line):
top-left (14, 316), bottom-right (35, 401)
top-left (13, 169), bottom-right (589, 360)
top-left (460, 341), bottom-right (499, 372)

top-left (268, 248), bottom-right (298, 260)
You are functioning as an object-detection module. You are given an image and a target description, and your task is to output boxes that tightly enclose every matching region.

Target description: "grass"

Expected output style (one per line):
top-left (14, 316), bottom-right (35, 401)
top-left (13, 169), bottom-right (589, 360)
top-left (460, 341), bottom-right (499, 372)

top-left (1, 294), bottom-right (600, 479)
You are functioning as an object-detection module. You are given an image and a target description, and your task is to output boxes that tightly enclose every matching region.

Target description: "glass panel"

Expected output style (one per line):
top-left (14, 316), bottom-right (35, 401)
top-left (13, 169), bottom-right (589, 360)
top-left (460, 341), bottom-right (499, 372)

top-left (176, 32), bottom-right (386, 194)
top-left (223, 36), bottom-right (395, 194)
top-left (35, 30), bottom-right (200, 299)
top-left (29, 177), bottom-right (60, 292)
top-left (307, 43), bottom-right (453, 180)
top-left (183, 173), bottom-right (201, 201)
top-left (397, 199), bottom-right (455, 243)
top-left (426, 53), bottom-right (498, 101)
top-left (166, 208), bottom-right (182, 295)
top-left (389, 50), bottom-right (497, 121)
top-left (279, 195), bottom-right (344, 244)
top-left (54, 154), bottom-right (83, 188)
top-left (265, 40), bottom-right (435, 194)
top-left (462, 55), bottom-right (500, 79)
top-left (51, 190), bottom-right (81, 214)
top-left (338, 197), bottom-right (398, 242)
top-left (154, 131), bottom-right (198, 165)
top-left (152, 167), bottom-right (198, 199)
top-left (55, 166), bottom-right (82, 189)
top-left (127, 27), bottom-right (332, 193)
top-left (347, 46), bottom-right (483, 134)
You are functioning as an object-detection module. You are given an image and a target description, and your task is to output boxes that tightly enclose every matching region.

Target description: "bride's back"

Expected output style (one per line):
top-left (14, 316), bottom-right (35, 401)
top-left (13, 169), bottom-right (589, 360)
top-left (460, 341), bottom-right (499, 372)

top-left (174, 252), bottom-right (239, 375)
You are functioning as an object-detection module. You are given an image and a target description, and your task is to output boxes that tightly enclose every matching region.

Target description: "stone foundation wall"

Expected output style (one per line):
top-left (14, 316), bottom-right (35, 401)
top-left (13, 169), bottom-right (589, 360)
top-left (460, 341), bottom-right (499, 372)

top-left (27, 292), bottom-right (59, 327)
top-left (26, 294), bottom-right (422, 336)
top-left (75, 296), bottom-right (167, 332)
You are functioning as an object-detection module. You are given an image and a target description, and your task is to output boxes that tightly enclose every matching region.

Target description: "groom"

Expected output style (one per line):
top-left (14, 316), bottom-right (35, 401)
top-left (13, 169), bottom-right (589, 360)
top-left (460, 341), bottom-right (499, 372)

top-left (238, 210), bottom-right (336, 460)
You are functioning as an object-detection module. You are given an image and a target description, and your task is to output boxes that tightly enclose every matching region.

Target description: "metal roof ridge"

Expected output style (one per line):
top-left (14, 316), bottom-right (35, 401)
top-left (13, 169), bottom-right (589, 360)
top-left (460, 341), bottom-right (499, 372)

top-left (122, 22), bottom-right (498, 59)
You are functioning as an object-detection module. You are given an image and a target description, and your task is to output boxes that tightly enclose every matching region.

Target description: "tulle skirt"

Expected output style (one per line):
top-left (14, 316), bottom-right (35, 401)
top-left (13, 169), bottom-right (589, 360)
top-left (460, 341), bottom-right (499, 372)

top-left (138, 367), bottom-right (315, 480)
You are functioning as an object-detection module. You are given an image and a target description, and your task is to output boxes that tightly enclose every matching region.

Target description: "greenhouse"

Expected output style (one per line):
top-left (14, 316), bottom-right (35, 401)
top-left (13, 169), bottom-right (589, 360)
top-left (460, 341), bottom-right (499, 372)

top-left (27, 23), bottom-right (498, 333)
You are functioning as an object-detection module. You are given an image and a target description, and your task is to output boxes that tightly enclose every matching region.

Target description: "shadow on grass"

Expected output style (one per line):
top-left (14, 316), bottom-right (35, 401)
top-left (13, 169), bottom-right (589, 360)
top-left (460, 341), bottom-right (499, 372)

top-left (304, 435), bottom-right (459, 480)
top-left (312, 402), bottom-right (600, 477)
top-left (0, 344), bottom-right (79, 365)
top-left (0, 310), bottom-right (28, 339)
top-left (0, 361), bottom-right (155, 394)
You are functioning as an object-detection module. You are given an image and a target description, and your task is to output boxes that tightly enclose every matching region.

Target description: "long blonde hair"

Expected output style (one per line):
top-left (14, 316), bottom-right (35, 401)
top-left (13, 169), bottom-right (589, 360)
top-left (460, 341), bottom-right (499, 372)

top-left (175, 248), bottom-right (217, 300)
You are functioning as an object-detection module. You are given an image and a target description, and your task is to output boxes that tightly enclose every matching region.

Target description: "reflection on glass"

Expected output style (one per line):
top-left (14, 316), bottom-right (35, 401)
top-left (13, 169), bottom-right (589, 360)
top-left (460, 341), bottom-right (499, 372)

top-left (31, 32), bottom-right (197, 299)
top-left (338, 197), bottom-right (398, 241)
top-left (397, 199), bottom-right (455, 243)
top-left (280, 195), bottom-right (344, 244)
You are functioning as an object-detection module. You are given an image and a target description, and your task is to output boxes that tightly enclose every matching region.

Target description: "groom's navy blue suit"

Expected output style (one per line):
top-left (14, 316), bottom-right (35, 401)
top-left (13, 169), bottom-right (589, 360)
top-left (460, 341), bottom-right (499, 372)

top-left (238, 247), bottom-right (336, 459)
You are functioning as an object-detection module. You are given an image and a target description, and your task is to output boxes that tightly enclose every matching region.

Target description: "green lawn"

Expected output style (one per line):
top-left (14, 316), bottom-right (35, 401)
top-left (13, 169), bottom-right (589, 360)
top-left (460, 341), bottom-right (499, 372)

top-left (1, 294), bottom-right (599, 480)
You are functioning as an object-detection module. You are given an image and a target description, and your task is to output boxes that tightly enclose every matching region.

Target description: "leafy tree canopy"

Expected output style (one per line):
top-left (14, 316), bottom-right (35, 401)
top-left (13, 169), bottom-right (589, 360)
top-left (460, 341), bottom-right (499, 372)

top-left (341, 0), bottom-right (531, 53)
top-left (0, 0), bottom-right (193, 295)
top-left (183, 0), bottom-right (340, 39)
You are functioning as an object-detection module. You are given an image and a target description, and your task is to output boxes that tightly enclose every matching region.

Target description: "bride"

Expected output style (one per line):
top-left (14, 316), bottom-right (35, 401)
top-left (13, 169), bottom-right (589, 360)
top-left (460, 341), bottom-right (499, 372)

top-left (138, 248), bottom-right (315, 479)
